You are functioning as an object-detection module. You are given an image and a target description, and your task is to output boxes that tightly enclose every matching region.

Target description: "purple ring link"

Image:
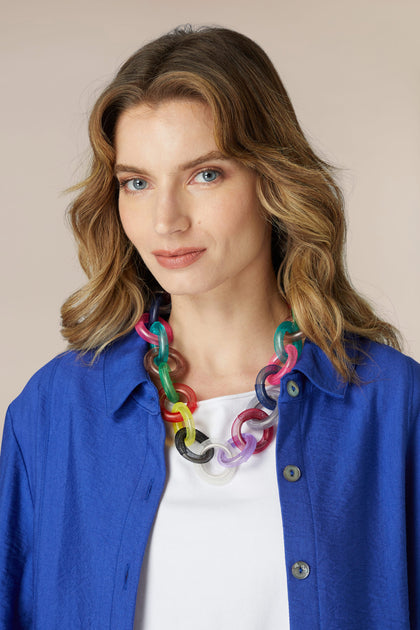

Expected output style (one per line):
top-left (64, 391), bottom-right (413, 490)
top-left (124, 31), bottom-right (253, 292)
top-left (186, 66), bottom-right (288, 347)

top-left (217, 433), bottom-right (257, 468)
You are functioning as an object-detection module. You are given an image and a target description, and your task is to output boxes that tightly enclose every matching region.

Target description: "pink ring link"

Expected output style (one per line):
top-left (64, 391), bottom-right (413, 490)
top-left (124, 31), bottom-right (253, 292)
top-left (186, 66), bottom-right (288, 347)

top-left (231, 408), bottom-right (274, 453)
top-left (135, 313), bottom-right (174, 344)
top-left (266, 344), bottom-right (298, 385)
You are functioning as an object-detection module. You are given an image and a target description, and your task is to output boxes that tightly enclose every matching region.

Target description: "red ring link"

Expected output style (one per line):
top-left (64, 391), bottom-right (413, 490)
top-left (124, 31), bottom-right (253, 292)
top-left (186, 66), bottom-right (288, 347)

top-left (231, 408), bottom-right (274, 453)
top-left (159, 383), bottom-right (198, 422)
top-left (135, 313), bottom-right (174, 344)
top-left (143, 346), bottom-right (186, 380)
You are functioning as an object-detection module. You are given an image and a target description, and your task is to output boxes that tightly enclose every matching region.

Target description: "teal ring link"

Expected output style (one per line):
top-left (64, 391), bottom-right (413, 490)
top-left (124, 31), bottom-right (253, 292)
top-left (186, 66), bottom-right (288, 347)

top-left (158, 362), bottom-right (179, 403)
top-left (150, 321), bottom-right (169, 365)
top-left (274, 321), bottom-right (303, 362)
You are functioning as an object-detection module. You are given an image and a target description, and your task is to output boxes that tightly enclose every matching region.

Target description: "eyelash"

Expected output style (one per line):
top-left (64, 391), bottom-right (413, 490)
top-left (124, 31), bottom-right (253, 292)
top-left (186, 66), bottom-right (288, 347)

top-left (118, 168), bottom-right (223, 195)
top-left (118, 178), bottom-right (147, 194)
top-left (193, 168), bottom-right (222, 184)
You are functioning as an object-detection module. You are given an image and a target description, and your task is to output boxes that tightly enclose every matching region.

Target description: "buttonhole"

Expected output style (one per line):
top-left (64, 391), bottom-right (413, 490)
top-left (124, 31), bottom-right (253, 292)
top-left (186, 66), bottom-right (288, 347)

top-left (145, 480), bottom-right (153, 500)
top-left (123, 564), bottom-right (130, 590)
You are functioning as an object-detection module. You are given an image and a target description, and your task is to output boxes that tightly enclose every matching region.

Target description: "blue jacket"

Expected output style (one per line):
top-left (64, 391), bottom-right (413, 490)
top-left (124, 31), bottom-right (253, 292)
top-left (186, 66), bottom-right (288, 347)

top-left (0, 331), bottom-right (419, 629)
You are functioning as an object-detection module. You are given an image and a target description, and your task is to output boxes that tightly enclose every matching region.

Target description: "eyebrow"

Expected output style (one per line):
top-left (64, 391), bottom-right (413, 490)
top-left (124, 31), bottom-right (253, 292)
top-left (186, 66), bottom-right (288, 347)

top-left (114, 150), bottom-right (229, 176)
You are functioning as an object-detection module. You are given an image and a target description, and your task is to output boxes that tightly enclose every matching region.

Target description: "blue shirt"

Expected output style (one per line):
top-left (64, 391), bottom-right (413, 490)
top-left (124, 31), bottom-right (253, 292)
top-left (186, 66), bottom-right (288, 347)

top-left (0, 331), bottom-right (419, 629)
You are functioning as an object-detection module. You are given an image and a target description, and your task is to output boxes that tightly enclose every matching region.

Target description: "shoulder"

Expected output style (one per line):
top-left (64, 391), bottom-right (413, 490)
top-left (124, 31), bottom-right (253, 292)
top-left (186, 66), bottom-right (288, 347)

top-left (7, 329), bottom-right (149, 435)
top-left (353, 340), bottom-right (420, 427)
top-left (8, 349), bottom-right (104, 416)
top-left (356, 339), bottom-right (420, 384)
top-left (5, 350), bottom-right (102, 460)
top-left (4, 331), bottom-right (149, 489)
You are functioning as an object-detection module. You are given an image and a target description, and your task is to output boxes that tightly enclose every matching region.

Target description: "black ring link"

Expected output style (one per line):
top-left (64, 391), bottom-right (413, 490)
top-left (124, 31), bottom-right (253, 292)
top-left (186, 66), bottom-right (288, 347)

top-left (175, 428), bottom-right (215, 464)
top-left (149, 294), bottom-right (163, 326)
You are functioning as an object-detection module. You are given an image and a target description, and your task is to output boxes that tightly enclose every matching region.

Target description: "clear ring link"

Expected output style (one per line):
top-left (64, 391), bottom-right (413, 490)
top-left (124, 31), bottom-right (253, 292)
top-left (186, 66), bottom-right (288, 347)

top-left (247, 408), bottom-right (278, 430)
top-left (247, 393), bottom-right (279, 429)
top-left (196, 441), bottom-right (237, 485)
top-left (286, 330), bottom-right (305, 342)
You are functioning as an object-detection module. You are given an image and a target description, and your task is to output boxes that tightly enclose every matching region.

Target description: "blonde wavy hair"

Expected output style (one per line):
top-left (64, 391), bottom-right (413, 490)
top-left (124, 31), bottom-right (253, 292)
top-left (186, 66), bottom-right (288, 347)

top-left (62, 25), bottom-right (401, 380)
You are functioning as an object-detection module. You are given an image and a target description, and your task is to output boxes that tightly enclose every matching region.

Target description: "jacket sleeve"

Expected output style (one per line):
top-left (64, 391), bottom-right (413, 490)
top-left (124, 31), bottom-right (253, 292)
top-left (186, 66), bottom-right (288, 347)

top-left (406, 357), bottom-right (420, 629)
top-left (0, 407), bottom-right (34, 629)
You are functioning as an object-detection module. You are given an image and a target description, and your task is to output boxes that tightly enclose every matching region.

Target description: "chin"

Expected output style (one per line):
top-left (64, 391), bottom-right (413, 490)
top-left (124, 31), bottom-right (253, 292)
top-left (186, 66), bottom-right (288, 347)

top-left (156, 276), bottom-right (219, 298)
top-left (147, 269), bottom-right (215, 297)
top-left (159, 283), bottom-right (211, 297)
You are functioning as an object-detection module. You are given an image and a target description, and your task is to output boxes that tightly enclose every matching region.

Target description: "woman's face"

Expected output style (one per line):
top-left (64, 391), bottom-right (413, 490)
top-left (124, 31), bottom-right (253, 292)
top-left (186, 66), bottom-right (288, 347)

top-left (115, 99), bottom-right (273, 298)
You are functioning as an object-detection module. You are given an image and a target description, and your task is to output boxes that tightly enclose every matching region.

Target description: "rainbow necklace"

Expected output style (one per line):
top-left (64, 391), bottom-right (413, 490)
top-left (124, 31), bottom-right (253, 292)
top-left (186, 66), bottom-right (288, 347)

top-left (135, 296), bottom-right (304, 485)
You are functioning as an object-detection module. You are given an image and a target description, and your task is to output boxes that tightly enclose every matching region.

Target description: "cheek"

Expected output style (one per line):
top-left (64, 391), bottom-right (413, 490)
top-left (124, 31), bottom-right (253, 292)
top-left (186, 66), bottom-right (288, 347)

top-left (225, 193), bottom-right (266, 237)
top-left (118, 202), bottom-right (141, 243)
top-left (118, 198), bottom-right (128, 227)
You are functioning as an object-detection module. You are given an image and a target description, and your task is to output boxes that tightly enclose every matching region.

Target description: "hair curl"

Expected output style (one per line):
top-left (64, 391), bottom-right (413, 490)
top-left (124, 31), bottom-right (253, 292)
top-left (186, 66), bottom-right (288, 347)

top-left (61, 24), bottom-right (401, 380)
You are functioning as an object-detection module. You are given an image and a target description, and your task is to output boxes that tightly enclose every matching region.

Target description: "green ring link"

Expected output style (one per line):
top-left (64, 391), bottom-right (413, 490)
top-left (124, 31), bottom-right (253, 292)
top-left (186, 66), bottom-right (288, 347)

top-left (150, 321), bottom-right (169, 365)
top-left (158, 362), bottom-right (179, 403)
top-left (274, 320), bottom-right (303, 362)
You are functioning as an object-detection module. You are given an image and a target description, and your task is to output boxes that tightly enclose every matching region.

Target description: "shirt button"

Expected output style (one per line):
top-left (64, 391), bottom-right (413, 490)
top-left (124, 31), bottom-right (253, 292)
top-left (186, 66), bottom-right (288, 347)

top-left (286, 380), bottom-right (300, 398)
top-left (283, 465), bottom-right (301, 482)
top-left (291, 561), bottom-right (310, 580)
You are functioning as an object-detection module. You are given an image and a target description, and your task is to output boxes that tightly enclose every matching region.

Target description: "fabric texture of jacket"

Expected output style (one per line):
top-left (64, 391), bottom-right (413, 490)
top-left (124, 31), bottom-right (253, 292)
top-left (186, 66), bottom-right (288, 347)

top-left (0, 330), bottom-right (419, 629)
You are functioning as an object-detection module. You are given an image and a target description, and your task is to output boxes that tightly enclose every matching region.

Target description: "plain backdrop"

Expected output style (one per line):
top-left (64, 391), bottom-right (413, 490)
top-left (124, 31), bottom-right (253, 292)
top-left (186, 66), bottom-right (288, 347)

top-left (1, 0), bottom-right (419, 440)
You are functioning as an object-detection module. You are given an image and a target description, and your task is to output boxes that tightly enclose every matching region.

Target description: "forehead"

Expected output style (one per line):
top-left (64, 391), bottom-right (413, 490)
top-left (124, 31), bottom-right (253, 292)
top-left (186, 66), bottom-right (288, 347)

top-left (114, 99), bottom-right (217, 161)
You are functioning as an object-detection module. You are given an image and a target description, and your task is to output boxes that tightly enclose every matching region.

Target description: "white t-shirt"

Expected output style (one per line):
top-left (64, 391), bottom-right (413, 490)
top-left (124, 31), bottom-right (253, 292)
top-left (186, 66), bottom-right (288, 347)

top-left (134, 390), bottom-right (289, 629)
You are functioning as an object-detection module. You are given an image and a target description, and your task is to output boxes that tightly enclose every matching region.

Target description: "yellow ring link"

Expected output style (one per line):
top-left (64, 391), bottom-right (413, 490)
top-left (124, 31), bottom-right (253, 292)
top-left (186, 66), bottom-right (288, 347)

top-left (171, 402), bottom-right (196, 447)
top-left (173, 421), bottom-right (183, 435)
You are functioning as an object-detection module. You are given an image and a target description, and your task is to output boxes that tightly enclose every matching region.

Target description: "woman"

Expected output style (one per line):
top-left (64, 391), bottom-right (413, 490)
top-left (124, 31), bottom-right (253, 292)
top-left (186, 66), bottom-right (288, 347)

top-left (0, 25), bottom-right (418, 630)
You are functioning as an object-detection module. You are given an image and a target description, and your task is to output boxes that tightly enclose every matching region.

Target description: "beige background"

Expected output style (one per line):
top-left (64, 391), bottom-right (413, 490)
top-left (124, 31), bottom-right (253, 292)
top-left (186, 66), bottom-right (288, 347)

top-left (1, 0), bottom-right (419, 439)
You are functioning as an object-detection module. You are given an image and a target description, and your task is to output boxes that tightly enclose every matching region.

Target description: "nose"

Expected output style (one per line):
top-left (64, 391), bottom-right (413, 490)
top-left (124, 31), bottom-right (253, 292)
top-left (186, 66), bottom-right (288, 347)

top-left (153, 188), bottom-right (190, 236)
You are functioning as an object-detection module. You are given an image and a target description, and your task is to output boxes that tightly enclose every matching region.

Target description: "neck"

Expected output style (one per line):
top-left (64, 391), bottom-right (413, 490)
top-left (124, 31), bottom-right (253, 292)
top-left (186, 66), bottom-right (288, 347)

top-left (167, 273), bottom-right (289, 399)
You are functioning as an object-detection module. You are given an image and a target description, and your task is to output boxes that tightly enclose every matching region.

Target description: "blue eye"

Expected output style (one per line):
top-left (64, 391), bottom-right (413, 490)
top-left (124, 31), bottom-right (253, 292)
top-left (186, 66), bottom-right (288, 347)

top-left (124, 178), bottom-right (147, 192)
top-left (195, 169), bottom-right (220, 183)
top-left (128, 178), bottom-right (147, 190)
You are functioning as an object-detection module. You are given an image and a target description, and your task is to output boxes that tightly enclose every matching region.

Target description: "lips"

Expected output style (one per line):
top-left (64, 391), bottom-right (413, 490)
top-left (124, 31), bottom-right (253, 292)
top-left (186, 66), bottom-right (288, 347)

top-left (152, 247), bottom-right (206, 269)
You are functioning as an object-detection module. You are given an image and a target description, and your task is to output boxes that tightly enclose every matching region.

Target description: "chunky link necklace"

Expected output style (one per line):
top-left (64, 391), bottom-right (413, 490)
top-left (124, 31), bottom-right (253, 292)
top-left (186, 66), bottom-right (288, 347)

top-left (135, 295), bottom-right (305, 484)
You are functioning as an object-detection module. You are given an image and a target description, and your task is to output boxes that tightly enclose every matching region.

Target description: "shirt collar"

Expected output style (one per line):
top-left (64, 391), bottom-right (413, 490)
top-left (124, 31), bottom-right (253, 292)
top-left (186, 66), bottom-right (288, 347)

top-left (292, 339), bottom-right (349, 398)
top-left (104, 330), bottom-right (350, 417)
top-left (104, 329), bottom-right (157, 417)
